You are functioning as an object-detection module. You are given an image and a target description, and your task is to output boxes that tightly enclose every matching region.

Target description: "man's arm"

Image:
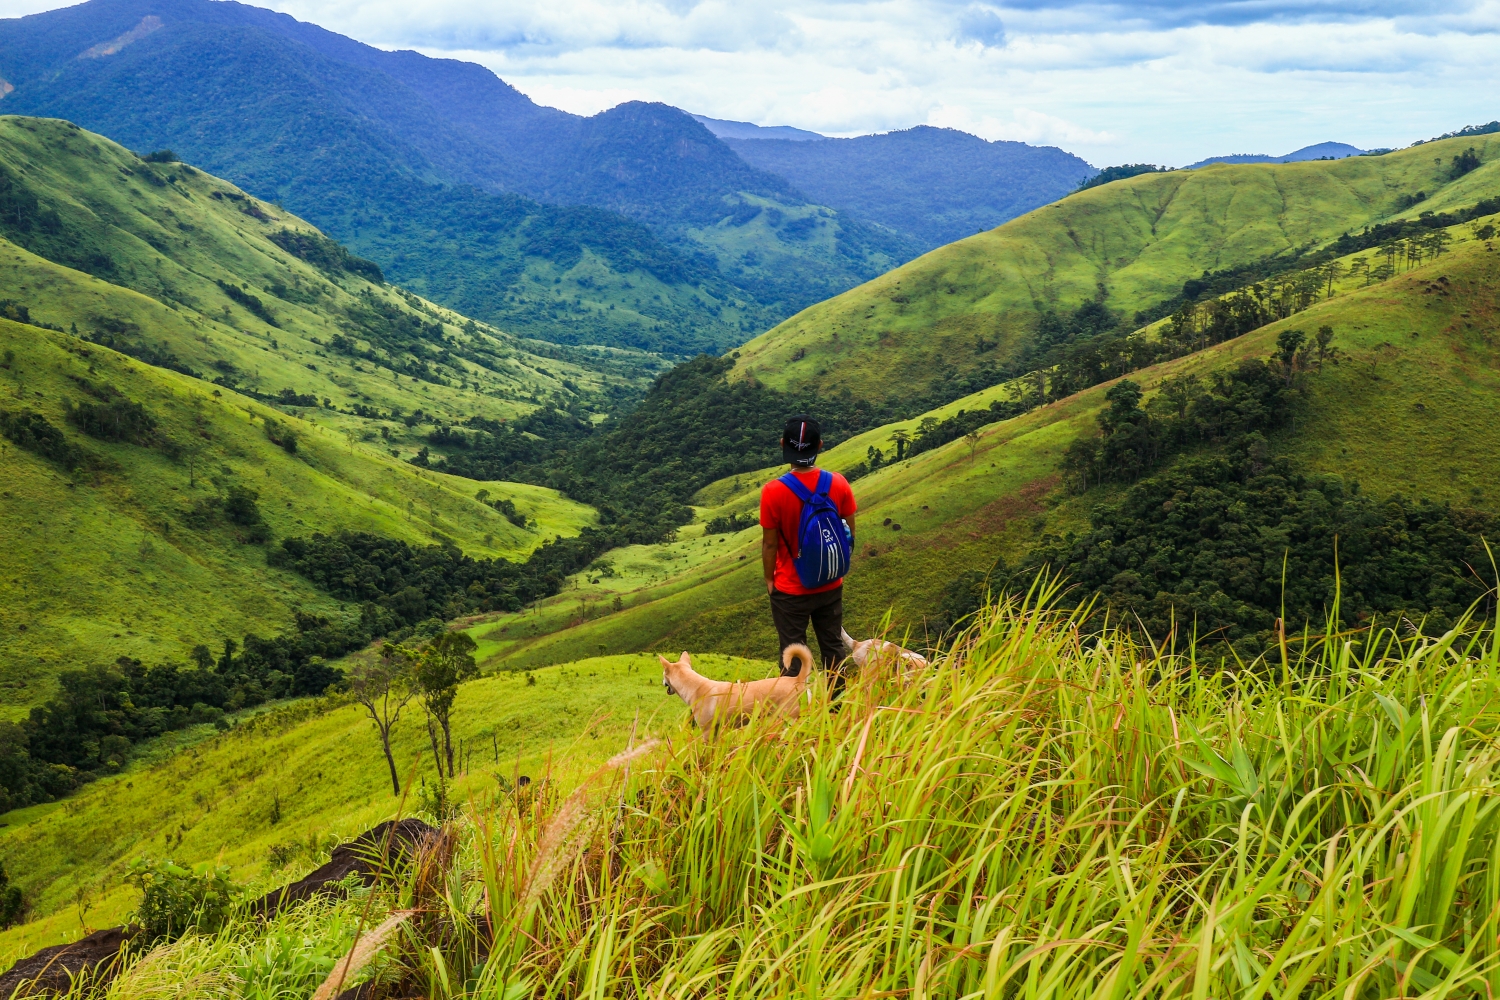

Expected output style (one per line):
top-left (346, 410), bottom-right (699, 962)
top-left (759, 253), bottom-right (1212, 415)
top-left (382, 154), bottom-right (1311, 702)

top-left (762, 527), bottom-right (779, 595)
top-left (845, 514), bottom-right (856, 543)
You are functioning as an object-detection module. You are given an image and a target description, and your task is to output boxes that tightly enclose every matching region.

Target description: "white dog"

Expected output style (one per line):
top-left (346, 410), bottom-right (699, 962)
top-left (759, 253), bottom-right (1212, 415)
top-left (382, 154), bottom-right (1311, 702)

top-left (661, 645), bottom-right (813, 731)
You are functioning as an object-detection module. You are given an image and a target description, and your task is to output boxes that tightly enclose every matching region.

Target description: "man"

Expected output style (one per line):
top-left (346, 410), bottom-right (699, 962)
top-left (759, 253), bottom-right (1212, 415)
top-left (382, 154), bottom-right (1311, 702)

top-left (760, 415), bottom-right (857, 688)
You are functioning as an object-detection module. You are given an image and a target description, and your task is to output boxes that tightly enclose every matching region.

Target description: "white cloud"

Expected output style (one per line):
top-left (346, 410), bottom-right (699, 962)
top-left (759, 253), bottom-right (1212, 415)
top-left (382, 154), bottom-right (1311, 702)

top-left (3, 0), bottom-right (1495, 164)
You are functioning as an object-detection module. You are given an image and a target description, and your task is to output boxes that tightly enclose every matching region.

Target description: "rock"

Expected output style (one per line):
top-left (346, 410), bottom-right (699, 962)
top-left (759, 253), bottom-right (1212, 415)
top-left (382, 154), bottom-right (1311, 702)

top-left (251, 819), bottom-right (439, 919)
top-left (0, 925), bottom-right (138, 998)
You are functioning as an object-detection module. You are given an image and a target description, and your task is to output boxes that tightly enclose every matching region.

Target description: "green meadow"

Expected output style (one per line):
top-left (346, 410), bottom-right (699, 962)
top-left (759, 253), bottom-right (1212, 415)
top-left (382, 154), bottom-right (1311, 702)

top-left (0, 651), bottom-right (769, 966)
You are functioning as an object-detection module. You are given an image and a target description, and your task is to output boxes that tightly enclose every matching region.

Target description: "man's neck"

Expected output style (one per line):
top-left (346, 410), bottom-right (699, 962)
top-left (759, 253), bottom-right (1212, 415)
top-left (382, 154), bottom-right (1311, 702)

top-left (788, 463), bottom-right (818, 473)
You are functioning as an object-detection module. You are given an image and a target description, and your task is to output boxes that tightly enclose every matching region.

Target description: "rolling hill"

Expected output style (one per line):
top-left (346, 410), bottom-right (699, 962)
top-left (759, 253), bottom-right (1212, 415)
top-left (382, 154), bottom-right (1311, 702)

top-left (724, 125), bottom-right (1097, 249)
top-left (0, 0), bottom-right (920, 353)
top-left (0, 116), bottom-right (611, 715)
top-left (457, 204), bottom-right (1500, 669)
top-left (731, 132), bottom-right (1499, 410)
top-left (0, 116), bottom-right (652, 425)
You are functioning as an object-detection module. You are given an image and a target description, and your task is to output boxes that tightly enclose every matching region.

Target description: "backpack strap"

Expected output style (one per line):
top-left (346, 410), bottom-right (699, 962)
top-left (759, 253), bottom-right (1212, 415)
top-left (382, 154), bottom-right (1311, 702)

top-left (814, 469), bottom-right (832, 497)
top-left (775, 471), bottom-right (820, 559)
top-left (777, 471), bottom-right (815, 502)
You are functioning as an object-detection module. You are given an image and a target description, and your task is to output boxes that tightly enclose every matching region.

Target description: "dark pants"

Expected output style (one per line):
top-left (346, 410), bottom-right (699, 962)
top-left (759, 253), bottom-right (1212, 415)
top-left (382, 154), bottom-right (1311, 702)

top-left (769, 585), bottom-right (848, 694)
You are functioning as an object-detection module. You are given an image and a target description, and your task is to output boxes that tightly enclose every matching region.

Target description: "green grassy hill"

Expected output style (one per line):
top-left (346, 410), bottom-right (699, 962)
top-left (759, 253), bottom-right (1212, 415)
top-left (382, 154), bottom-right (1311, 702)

top-left (0, 650), bottom-right (767, 964)
top-left (466, 209), bottom-right (1500, 667)
top-left (0, 115), bottom-right (659, 451)
top-left (10, 600), bottom-right (1500, 998)
top-left (733, 133), bottom-right (1499, 407)
top-left (0, 320), bottom-right (596, 716)
top-left (6, 116), bottom-right (1500, 986)
top-left (0, 116), bottom-right (638, 713)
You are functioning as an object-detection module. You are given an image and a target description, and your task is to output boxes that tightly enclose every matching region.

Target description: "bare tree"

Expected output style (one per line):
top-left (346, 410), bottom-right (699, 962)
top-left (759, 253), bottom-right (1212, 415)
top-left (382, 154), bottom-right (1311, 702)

top-left (964, 429), bottom-right (982, 465)
top-left (348, 645), bottom-right (416, 795)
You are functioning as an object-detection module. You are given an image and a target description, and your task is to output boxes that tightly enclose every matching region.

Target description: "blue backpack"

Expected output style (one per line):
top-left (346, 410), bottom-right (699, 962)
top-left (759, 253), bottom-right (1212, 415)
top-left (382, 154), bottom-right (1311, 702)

top-left (778, 470), bottom-right (852, 589)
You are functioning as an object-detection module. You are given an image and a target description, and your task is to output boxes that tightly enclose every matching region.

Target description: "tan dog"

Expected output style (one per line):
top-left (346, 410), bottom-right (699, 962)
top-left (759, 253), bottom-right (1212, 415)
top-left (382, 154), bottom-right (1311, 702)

top-left (841, 629), bottom-right (929, 674)
top-left (661, 645), bottom-right (813, 731)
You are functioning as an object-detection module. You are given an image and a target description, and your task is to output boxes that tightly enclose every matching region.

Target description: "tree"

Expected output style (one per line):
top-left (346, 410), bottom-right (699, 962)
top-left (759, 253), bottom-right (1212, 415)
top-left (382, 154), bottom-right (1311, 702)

top-left (1154, 374), bottom-right (1199, 421)
top-left (348, 646), bottom-right (416, 795)
top-left (889, 429), bottom-right (910, 462)
top-left (1275, 329), bottom-right (1307, 386)
top-left (1348, 256), bottom-right (1370, 287)
top-left (1313, 326), bottom-right (1336, 368)
top-left (412, 631), bottom-right (478, 779)
top-left (964, 429), bottom-right (981, 464)
top-left (1323, 259), bottom-right (1343, 297)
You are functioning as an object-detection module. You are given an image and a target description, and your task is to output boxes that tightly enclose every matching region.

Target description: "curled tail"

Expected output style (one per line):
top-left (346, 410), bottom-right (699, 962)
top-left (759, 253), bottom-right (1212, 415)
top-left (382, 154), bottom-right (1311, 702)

top-left (782, 643), bottom-right (814, 681)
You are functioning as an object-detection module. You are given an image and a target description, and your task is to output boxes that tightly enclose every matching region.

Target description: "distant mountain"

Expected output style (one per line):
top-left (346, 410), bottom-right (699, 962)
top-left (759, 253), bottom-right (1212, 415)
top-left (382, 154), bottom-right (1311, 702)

top-left (692, 115), bottom-right (826, 142)
top-left (1187, 141), bottom-right (1365, 169)
top-left (724, 126), bottom-right (1097, 250)
top-left (0, 0), bottom-right (917, 354)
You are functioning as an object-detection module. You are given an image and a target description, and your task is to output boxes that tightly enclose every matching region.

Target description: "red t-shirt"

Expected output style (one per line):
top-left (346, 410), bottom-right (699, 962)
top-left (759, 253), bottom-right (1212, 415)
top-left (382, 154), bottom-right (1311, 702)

top-left (760, 467), bottom-right (857, 595)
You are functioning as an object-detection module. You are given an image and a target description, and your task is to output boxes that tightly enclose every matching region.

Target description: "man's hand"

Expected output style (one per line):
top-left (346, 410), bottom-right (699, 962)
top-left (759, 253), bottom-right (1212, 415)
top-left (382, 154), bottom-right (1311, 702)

top-left (762, 527), bottom-right (779, 595)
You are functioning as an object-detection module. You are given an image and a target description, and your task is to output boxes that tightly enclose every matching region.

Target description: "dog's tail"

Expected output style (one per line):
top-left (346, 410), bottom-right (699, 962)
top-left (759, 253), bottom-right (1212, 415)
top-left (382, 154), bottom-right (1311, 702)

top-left (782, 643), bottom-right (814, 681)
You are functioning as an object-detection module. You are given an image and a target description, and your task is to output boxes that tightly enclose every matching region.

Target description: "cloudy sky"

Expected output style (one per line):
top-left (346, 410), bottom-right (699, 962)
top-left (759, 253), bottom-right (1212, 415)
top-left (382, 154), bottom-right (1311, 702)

top-left (10, 0), bottom-right (1500, 164)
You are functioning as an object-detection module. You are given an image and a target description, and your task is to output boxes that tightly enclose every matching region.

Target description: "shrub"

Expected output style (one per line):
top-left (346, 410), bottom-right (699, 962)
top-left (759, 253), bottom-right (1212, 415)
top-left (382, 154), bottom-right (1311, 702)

top-left (216, 280), bottom-right (278, 328)
top-left (0, 409), bottom-right (84, 469)
top-left (182, 486), bottom-right (269, 543)
top-left (126, 858), bottom-right (238, 943)
top-left (264, 418), bottom-right (298, 454)
top-left (267, 228), bottom-right (384, 283)
top-left (0, 860), bottom-right (23, 929)
top-left (704, 512), bottom-right (757, 534)
top-left (66, 394), bottom-right (157, 444)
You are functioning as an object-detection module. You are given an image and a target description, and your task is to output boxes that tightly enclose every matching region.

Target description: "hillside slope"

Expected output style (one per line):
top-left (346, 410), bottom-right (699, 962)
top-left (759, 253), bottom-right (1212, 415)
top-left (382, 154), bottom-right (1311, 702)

top-left (0, 650), bottom-right (767, 962)
top-left (732, 134), bottom-right (1500, 407)
top-left (0, 0), bottom-right (918, 352)
top-left (0, 117), bottom-right (650, 450)
top-left (465, 213), bottom-right (1500, 668)
top-left (0, 319), bottom-right (595, 717)
top-left (0, 118), bottom-right (623, 713)
top-left (725, 126), bottom-right (1096, 249)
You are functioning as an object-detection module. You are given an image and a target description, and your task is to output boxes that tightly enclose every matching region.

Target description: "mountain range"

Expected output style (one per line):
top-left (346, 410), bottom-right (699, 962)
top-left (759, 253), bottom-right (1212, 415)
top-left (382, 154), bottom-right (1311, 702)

top-left (0, 0), bottom-right (1096, 355)
top-left (723, 126), bottom-right (1097, 250)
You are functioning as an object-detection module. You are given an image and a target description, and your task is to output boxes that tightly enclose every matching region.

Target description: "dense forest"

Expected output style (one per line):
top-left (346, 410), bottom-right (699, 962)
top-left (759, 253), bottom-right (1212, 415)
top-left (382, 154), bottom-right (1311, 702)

top-left (1038, 449), bottom-right (1497, 653)
top-left (936, 346), bottom-right (1498, 654)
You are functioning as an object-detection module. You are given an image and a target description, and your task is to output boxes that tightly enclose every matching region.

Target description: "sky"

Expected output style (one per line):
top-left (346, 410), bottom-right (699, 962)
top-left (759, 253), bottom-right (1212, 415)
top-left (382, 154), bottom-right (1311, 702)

top-left (5, 0), bottom-right (1500, 164)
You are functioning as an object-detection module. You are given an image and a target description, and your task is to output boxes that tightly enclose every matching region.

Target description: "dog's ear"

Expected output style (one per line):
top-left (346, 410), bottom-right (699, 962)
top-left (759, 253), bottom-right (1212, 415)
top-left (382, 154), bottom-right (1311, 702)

top-left (658, 654), bottom-right (673, 668)
top-left (681, 651), bottom-right (692, 668)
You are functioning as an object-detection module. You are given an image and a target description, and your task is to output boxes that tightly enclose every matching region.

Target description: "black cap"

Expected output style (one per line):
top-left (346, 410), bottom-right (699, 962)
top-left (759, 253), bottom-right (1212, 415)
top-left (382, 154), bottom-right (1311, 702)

top-left (781, 414), bottom-right (821, 466)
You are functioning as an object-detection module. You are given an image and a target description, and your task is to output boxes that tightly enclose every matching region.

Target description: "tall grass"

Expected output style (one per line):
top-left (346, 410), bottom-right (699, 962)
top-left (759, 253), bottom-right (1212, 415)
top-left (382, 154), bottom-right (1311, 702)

top-left (89, 584), bottom-right (1500, 999)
